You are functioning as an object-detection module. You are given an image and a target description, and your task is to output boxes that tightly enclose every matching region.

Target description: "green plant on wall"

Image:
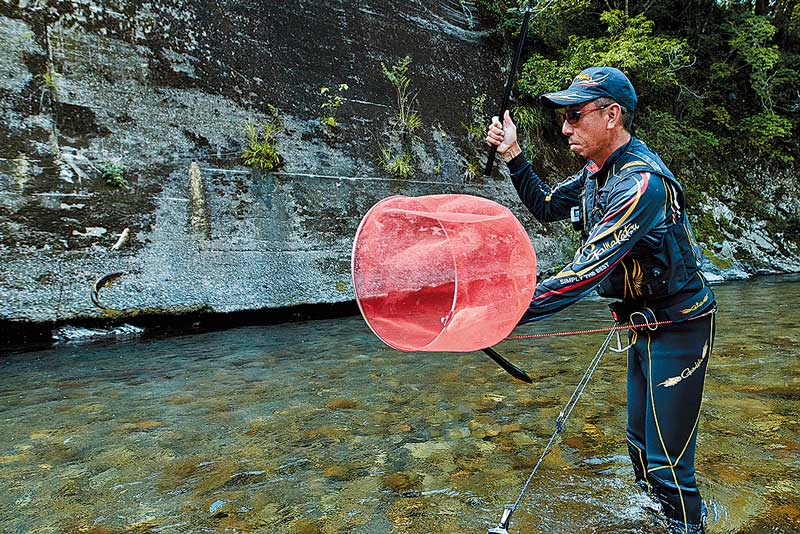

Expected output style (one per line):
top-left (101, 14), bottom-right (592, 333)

top-left (378, 146), bottom-right (414, 179)
top-left (464, 160), bottom-right (482, 181)
top-left (320, 83), bottom-right (349, 131)
top-left (463, 94), bottom-right (491, 177)
top-left (37, 64), bottom-right (59, 112)
top-left (41, 70), bottom-right (58, 93)
top-left (242, 107), bottom-right (282, 170)
top-left (463, 94), bottom-right (488, 143)
top-left (381, 56), bottom-right (421, 135)
top-left (97, 162), bottom-right (127, 188)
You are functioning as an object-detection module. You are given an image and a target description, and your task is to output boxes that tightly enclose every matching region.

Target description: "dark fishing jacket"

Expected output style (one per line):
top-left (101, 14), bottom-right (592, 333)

top-left (508, 136), bottom-right (715, 323)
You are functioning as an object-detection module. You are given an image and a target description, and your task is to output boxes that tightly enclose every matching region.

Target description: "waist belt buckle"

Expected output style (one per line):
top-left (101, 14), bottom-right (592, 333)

top-left (630, 307), bottom-right (658, 331)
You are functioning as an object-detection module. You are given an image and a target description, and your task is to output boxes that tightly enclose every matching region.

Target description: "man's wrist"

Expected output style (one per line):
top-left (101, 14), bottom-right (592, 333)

top-left (502, 142), bottom-right (522, 162)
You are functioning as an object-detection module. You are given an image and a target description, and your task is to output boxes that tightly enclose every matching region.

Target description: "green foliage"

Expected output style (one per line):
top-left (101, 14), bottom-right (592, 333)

top-left (517, 10), bottom-right (693, 114)
top-left (637, 110), bottom-right (719, 168)
top-left (529, 0), bottom-right (592, 50)
top-left (464, 160), bottom-right (482, 180)
top-left (566, 11), bottom-right (692, 95)
top-left (320, 83), bottom-right (349, 131)
top-left (518, 54), bottom-right (567, 101)
top-left (381, 56), bottom-right (422, 135)
top-left (378, 147), bottom-right (414, 179)
top-left (791, 2), bottom-right (800, 36)
top-left (463, 94), bottom-right (488, 143)
top-left (97, 162), bottom-right (127, 188)
top-left (41, 70), bottom-right (58, 93)
top-left (511, 104), bottom-right (547, 150)
top-left (242, 114), bottom-right (282, 171)
top-left (729, 14), bottom-right (781, 110)
top-left (740, 111), bottom-right (794, 162)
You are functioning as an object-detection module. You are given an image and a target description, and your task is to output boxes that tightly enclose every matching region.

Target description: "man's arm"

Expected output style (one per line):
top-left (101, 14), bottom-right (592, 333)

top-left (519, 171), bottom-right (667, 323)
top-left (507, 152), bottom-right (585, 222)
top-left (487, 113), bottom-right (584, 222)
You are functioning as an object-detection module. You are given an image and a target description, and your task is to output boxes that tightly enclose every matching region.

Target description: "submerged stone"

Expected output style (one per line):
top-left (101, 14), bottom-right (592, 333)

top-left (386, 496), bottom-right (429, 528)
top-left (325, 399), bottom-right (359, 410)
top-left (323, 464), bottom-right (353, 481)
top-left (290, 518), bottom-right (323, 534)
top-left (404, 440), bottom-right (451, 460)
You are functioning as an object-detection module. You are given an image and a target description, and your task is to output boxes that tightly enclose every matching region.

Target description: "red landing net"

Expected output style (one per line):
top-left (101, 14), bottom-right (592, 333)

top-left (352, 194), bottom-right (537, 352)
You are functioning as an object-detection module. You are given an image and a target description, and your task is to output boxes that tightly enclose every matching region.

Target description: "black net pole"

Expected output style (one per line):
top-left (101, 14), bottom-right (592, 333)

top-left (484, 1), bottom-right (533, 178)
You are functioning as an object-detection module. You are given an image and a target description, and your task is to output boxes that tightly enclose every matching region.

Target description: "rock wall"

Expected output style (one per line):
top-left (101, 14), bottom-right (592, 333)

top-left (0, 0), bottom-right (537, 327)
top-left (0, 0), bottom-right (798, 331)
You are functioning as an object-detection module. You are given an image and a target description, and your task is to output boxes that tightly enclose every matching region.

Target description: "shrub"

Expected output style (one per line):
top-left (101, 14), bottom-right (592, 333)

top-left (97, 162), bottom-right (127, 188)
top-left (242, 117), bottom-right (282, 170)
top-left (378, 147), bottom-right (414, 179)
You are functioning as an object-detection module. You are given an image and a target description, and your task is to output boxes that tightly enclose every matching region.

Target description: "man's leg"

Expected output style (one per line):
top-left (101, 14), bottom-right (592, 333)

top-left (626, 329), bottom-right (649, 490)
top-left (642, 314), bottom-right (715, 533)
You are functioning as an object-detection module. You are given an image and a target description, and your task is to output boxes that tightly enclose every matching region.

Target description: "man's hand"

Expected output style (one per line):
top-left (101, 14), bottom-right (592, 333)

top-left (486, 110), bottom-right (519, 155)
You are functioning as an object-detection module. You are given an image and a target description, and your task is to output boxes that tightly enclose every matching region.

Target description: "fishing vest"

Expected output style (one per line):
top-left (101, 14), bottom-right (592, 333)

top-left (577, 138), bottom-right (712, 316)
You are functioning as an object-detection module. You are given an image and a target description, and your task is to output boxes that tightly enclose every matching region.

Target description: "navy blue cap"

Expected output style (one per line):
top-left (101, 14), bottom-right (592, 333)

top-left (540, 67), bottom-right (637, 112)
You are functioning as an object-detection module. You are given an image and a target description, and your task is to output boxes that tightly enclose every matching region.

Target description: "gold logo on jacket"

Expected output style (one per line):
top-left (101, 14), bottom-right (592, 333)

top-left (680, 294), bottom-right (709, 315)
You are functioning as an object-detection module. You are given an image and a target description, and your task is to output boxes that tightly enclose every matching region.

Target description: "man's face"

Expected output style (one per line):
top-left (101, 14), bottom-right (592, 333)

top-left (560, 100), bottom-right (612, 161)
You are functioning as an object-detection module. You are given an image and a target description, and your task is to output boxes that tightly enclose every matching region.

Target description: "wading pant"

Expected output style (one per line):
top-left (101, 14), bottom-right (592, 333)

top-left (626, 313), bottom-right (716, 533)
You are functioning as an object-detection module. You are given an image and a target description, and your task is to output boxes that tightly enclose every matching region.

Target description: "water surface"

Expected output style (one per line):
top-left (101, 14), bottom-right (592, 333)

top-left (1, 276), bottom-right (799, 533)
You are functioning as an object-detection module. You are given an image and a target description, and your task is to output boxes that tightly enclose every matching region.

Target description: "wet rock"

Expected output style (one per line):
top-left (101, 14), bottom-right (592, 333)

top-left (510, 432), bottom-right (536, 448)
top-left (471, 392), bottom-right (505, 412)
top-left (382, 472), bottom-right (418, 492)
top-left (325, 398), bottom-right (359, 410)
top-left (290, 518), bottom-right (323, 534)
top-left (707, 462), bottom-right (751, 485)
top-left (454, 454), bottom-right (487, 473)
top-left (119, 420), bottom-right (164, 432)
top-left (475, 439), bottom-right (497, 453)
top-left (447, 426), bottom-right (470, 439)
top-left (304, 425), bottom-right (349, 443)
top-left (391, 423), bottom-right (413, 433)
top-left (322, 464), bottom-right (353, 481)
top-left (207, 498), bottom-right (235, 517)
top-left (225, 469), bottom-right (268, 487)
top-left (467, 418), bottom-right (501, 439)
top-left (404, 440), bottom-right (452, 460)
top-left (387, 496), bottom-right (429, 528)
top-left (543, 447), bottom-right (570, 469)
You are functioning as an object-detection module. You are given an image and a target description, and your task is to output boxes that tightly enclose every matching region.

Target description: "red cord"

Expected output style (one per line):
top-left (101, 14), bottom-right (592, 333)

top-left (507, 309), bottom-right (715, 340)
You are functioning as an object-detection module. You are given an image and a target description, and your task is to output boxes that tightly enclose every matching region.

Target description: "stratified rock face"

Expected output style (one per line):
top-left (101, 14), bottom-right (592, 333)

top-left (1, 1), bottom-right (798, 327)
top-left (0, 0), bottom-right (559, 324)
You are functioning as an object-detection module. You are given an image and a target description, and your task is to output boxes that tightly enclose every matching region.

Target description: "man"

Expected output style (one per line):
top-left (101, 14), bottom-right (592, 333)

top-left (485, 67), bottom-right (716, 534)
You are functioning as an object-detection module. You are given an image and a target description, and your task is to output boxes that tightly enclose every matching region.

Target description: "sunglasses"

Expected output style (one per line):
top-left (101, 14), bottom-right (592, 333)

top-left (559, 104), bottom-right (610, 125)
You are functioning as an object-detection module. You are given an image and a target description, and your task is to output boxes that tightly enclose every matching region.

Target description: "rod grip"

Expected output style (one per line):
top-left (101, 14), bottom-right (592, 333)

top-left (484, 145), bottom-right (499, 177)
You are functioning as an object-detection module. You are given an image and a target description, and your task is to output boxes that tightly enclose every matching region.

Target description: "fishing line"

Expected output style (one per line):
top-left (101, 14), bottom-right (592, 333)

top-left (488, 328), bottom-right (616, 534)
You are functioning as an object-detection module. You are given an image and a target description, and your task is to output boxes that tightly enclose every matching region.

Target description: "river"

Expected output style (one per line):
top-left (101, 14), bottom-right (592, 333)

top-left (1, 275), bottom-right (798, 533)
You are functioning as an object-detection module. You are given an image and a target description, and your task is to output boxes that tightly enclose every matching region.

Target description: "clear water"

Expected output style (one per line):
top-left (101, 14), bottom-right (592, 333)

top-left (1, 276), bottom-right (798, 533)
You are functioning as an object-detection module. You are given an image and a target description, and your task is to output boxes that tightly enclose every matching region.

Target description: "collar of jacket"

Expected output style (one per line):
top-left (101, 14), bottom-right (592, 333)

top-left (586, 136), bottom-right (634, 181)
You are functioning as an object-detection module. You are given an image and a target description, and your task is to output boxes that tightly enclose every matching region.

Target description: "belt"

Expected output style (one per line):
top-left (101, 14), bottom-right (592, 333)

top-left (609, 285), bottom-right (716, 325)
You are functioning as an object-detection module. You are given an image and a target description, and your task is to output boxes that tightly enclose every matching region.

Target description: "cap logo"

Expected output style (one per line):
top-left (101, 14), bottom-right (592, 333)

top-left (575, 72), bottom-right (610, 87)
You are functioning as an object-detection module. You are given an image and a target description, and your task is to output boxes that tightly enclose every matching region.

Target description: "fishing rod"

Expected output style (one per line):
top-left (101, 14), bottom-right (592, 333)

top-left (479, 0), bottom-right (554, 384)
top-left (484, 0), bottom-right (536, 178)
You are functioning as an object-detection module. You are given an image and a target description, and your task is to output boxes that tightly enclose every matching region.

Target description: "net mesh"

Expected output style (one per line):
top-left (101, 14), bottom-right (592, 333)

top-left (352, 194), bottom-right (537, 352)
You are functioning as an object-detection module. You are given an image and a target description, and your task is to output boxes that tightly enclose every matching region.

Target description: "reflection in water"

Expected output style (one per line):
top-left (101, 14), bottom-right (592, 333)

top-left (1, 276), bottom-right (798, 533)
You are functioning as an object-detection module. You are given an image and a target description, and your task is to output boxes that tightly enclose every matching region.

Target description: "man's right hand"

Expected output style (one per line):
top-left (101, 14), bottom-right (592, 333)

top-left (486, 110), bottom-right (519, 155)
